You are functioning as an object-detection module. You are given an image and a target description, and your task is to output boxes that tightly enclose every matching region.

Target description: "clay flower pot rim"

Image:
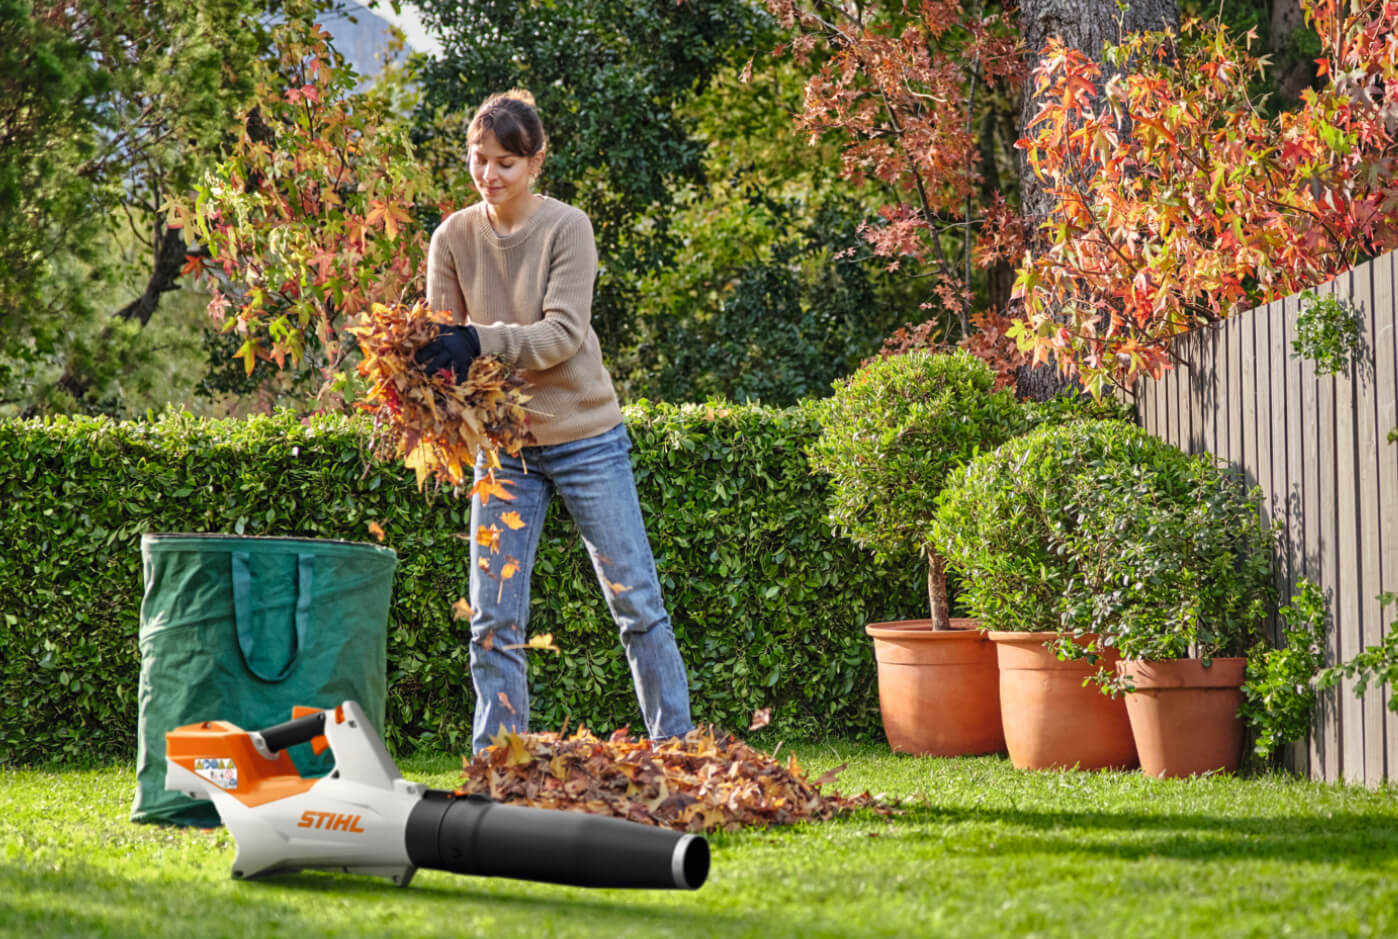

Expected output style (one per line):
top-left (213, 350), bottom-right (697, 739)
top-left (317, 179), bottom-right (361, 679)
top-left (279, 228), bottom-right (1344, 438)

top-left (985, 630), bottom-right (1104, 643)
top-left (1114, 656), bottom-right (1248, 689)
top-left (865, 618), bottom-right (982, 638)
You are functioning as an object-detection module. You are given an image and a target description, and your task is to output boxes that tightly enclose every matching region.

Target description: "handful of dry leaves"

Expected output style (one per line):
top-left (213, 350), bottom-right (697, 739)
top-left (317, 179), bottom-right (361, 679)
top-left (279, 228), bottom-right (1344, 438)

top-left (457, 725), bottom-right (887, 833)
top-left (349, 300), bottom-right (535, 490)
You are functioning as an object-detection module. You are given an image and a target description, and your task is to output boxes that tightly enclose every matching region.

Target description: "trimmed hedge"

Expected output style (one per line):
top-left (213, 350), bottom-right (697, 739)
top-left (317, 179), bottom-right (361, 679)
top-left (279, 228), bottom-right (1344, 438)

top-left (0, 403), bottom-right (925, 764)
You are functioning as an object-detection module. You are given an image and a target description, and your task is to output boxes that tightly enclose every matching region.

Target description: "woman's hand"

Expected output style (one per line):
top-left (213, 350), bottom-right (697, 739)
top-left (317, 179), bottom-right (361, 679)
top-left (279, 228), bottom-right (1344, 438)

top-left (414, 323), bottom-right (481, 382)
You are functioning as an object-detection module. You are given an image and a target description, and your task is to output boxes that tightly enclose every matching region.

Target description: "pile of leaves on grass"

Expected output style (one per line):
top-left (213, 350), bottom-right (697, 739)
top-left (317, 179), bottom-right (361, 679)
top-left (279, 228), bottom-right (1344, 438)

top-left (457, 724), bottom-right (889, 832)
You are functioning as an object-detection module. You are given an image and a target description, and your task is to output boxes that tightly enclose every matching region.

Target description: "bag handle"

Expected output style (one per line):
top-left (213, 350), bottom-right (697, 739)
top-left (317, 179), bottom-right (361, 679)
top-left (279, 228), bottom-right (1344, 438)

top-left (232, 551), bottom-right (314, 683)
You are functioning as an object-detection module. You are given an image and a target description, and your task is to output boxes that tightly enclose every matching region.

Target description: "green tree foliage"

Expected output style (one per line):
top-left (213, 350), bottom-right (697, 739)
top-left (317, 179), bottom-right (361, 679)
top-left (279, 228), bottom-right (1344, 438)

top-left (0, 0), bottom-right (281, 416)
top-left (411, 0), bottom-right (768, 362)
top-left (620, 57), bottom-right (925, 406)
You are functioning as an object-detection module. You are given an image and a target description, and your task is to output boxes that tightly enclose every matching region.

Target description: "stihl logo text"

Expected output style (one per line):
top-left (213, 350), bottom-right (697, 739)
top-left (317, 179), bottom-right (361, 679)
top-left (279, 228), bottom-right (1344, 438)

top-left (297, 810), bottom-right (366, 832)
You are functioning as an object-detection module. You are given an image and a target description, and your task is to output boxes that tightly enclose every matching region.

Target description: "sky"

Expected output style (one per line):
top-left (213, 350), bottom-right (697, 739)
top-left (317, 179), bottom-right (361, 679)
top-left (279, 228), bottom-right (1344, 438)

top-left (349, 0), bottom-right (443, 57)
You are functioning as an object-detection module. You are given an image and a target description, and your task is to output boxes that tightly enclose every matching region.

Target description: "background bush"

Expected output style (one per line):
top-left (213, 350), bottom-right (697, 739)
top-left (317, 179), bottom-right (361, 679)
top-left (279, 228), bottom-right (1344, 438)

top-left (0, 403), bottom-right (926, 764)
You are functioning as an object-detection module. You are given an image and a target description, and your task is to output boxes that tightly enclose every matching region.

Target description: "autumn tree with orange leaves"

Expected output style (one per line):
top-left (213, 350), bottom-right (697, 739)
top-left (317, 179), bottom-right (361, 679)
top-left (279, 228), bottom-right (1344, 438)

top-left (764, 0), bottom-right (1030, 387)
top-left (1011, 0), bottom-right (1398, 396)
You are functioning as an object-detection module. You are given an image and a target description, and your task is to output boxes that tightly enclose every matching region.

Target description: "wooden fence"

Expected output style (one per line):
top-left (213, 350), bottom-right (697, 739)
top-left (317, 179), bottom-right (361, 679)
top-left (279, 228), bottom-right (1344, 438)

top-left (1136, 249), bottom-right (1398, 786)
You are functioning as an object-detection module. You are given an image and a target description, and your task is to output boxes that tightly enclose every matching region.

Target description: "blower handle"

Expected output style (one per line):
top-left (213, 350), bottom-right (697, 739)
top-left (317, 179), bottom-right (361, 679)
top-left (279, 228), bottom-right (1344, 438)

top-left (256, 710), bottom-right (327, 753)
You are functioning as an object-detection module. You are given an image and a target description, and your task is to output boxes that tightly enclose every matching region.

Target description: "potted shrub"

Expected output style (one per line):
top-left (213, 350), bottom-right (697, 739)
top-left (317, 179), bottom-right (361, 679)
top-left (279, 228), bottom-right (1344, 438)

top-left (932, 419), bottom-right (1276, 775)
top-left (806, 349), bottom-right (1021, 756)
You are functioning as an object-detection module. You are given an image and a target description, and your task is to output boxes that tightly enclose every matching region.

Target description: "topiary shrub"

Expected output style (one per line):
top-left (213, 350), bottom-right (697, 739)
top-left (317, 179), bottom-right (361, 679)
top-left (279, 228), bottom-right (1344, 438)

top-left (930, 419), bottom-right (1276, 662)
top-left (805, 350), bottom-right (1023, 629)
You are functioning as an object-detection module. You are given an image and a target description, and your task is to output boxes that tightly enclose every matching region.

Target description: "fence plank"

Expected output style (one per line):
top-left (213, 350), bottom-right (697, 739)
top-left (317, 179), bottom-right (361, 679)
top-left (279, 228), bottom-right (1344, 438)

top-left (1254, 303), bottom-right (1276, 589)
top-left (1348, 261), bottom-right (1387, 785)
top-left (1229, 313), bottom-right (1246, 477)
top-left (1268, 300), bottom-right (1290, 634)
top-left (1377, 250), bottom-right (1398, 781)
top-left (1203, 325), bottom-right (1221, 465)
top-left (1190, 329), bottom-right (1206, 455)
top-left (1244, 311), bottom-right (1260, 490)
top-left (1314, 277), bottom-right (1344, 783)
top-left (1280, 290), bottom-right (1309, 778)
top-left (1322, 273), bottom-right (1365, 784)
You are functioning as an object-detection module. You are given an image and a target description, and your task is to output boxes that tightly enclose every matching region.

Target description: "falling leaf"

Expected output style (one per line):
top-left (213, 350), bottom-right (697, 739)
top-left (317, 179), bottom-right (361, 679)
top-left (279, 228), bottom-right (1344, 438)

top-left (604, 578), bottom-right (632, 596)
top-left (480, 629), bottom-right (495, 651)
top-left (366, 520), bottom-right (387, 542)
top-left (469, 471), bottom-right (517, 506)
top-left (497, 556), bottom-right (520, 603)
top-left (475, 523), bottom-right (502, 554)
top-left (502, 633), bottom-right (560, 654)
top-left (496, 691), bottom-right (515, 715)
top-left (451, 597), bottom-right (473, 621)
top-left (500, 511), bottom-right (526, 530)
top-left (749, 708), bottom-right (772, 731)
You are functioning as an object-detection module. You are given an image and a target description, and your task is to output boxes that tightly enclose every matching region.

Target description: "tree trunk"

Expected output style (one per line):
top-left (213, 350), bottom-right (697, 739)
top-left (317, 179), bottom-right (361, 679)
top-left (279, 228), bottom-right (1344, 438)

top-left (928, 549), bottom-right (951, 630)
top-left (1014, 0), bottom-right (1178, 401)
top-left (1269, 0), bottom-right (1317, 103)
top-left (1017, 0), bottom-right (1180, 232)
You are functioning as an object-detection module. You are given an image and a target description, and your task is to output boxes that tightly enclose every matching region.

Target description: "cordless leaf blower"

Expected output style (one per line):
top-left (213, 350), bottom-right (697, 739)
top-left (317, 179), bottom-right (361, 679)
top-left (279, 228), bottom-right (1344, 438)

top-left (164, 700), bottom-right (709, 890)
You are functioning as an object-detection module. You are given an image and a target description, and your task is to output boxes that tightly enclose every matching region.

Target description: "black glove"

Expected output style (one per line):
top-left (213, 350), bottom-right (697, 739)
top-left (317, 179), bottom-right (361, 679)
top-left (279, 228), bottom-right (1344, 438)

top-left (414, 323), bottom-right (481, 383)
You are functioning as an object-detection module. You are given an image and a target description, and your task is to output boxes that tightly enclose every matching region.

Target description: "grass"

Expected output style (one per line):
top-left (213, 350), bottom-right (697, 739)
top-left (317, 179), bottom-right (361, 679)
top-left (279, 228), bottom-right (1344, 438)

top-left (4, 742), bottom-right (1398, 938)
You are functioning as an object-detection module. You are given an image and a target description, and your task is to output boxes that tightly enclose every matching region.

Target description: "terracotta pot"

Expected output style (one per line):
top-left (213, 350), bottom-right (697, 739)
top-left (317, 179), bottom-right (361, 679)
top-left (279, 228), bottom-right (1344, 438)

top-left (865, 618), bottom-right (1005, 757)
top-left (989, 631), bottom-right (1138, 771)
top-left (1115, 657), bottom-right (1247, 778)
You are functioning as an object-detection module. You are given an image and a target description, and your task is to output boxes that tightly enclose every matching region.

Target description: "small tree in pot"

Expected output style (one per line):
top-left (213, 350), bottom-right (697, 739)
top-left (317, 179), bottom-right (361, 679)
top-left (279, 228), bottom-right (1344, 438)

top-left (931, 419), bottom-right (1277, 775)
top-left (806, 349), bottom-right (1021, 756)
top-left (806, 349), bottom-right (1022, 629)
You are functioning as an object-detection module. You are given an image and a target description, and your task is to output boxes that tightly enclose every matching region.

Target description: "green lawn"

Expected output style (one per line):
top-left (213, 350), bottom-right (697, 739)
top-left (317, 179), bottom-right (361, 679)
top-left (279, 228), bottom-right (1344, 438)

top-left (3, 741), bottom-right (1397, 938)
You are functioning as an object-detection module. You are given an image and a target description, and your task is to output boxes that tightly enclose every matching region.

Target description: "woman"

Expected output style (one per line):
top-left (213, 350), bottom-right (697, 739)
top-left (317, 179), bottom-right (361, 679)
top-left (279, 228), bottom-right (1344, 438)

top-left (417, 90), bottom-right (694, 755)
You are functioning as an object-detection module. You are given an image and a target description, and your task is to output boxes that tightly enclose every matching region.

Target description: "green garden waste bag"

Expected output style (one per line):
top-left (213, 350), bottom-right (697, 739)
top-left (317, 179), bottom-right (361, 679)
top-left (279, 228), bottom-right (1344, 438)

top-left (131, 533), bottom-right (398, 826)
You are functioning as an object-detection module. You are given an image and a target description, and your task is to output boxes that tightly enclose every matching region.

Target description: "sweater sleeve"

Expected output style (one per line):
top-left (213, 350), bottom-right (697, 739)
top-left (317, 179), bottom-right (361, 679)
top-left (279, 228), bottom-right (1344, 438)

top-left (426, 223), bottom-right (468, 320)
top-left (473, 210), bottom-right (598, 371)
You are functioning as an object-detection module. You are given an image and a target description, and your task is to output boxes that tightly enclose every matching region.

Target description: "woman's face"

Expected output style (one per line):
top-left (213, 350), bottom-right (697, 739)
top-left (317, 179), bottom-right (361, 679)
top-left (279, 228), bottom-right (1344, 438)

top-left (469, 131), bottom-right (543, 213)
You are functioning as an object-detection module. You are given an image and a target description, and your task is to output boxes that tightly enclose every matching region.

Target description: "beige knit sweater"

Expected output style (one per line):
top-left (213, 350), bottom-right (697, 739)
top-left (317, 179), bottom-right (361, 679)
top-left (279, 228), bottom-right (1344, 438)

top-left (425, 197), bottom-right (623, 447)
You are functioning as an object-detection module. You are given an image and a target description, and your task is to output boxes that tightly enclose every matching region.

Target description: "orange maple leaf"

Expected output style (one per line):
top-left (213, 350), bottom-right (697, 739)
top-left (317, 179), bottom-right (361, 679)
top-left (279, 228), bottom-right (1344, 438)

top-left (499, 511), bottom-right (527, 530)
top-left (451, 597), bottom-right (473, 621)
top-left (469, 472), bottom-right (517, 505)
top-left (475, 523), bottom-right (502, 554)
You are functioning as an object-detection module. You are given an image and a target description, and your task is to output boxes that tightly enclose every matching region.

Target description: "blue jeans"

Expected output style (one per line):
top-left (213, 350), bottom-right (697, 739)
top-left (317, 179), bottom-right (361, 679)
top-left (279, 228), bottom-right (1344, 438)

top-left (467, 422), bottom-right (693, 754)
